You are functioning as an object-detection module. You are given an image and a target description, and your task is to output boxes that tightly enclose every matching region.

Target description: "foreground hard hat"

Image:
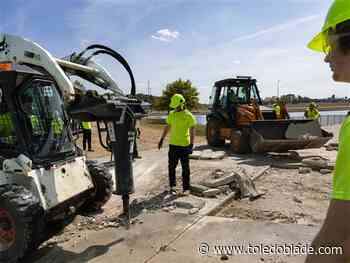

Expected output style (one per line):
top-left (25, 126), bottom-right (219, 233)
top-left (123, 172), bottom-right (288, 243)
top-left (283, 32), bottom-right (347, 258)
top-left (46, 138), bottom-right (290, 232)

top-left (169, 93), bottom-right (185, 109)
top-left (308, 0), bottom-right (350, 52)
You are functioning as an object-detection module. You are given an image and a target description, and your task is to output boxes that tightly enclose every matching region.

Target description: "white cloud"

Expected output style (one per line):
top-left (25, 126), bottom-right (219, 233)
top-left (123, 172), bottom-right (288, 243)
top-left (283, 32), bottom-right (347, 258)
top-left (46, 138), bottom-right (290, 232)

top-left (231, 14), bottom-right (321, 43)
top-left (151, 29), bottom-right (180, 42)
top-left (233, 60), bottom-right (241, 64)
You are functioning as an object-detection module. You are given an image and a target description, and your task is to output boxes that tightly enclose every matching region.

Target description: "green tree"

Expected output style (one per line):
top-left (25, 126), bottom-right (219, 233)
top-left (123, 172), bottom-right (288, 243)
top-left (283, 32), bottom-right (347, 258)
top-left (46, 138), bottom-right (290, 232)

top-left (154, 79), bottom-right (199, 110)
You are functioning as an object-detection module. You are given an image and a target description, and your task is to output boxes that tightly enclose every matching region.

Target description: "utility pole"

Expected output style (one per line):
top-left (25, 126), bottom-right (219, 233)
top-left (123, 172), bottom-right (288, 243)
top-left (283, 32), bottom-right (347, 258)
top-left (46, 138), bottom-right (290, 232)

top-left (147, 80), bottom-right (151, 96)
top-left (277, 80), bottom-right (280, 98)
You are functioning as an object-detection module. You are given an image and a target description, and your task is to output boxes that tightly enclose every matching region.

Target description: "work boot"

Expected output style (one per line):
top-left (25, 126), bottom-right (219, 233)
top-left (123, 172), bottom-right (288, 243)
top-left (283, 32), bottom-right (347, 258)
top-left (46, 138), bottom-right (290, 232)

top-left (88, 149), bottom-right (94, 152)
top-left (170, 187), bottom-right (177, 195)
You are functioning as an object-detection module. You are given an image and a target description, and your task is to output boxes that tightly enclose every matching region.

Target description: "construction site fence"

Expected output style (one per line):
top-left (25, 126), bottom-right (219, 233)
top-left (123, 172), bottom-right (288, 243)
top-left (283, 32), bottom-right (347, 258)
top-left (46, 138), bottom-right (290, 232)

top-left (292, 114), bottom-right (347, 127)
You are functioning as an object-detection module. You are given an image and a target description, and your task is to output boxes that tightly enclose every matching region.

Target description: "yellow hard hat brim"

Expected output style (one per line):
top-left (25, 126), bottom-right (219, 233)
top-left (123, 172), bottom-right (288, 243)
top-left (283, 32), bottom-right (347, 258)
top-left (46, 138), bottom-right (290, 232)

top-left (170, 101), bottom-right (178, 108)
top-left (308, 31), bottom-right (326, 52)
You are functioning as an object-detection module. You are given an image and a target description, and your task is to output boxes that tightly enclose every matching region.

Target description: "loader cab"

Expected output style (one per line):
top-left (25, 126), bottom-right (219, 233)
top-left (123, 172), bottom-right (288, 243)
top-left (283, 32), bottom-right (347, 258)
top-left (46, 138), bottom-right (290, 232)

top-left (211, 76), bottom-right (262, 110)
top-left (0, 63), bottom-right (76, 164)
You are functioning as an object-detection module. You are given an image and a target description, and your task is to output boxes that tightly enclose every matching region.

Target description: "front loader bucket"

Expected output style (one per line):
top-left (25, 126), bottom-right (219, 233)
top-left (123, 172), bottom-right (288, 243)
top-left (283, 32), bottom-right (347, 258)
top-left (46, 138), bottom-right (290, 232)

top-left (249, 119), bottom-right (333, 153)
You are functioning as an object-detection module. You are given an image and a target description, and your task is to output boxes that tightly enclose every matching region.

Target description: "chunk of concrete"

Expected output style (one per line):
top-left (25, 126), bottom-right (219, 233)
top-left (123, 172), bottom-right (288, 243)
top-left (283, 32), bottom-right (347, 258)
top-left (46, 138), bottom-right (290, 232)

top-left (173, 196), bottom-right (206, 210)
top-left (302, 157), bottom-right (330, 170)
top-left (217, 185), bottom-right (231, 193)
top-left (202, 173), bottom-right (236, 188)
top-left (190, 184), bottom-right (210, 195)
top-left (202, 188), bottom-right (221, 198)
top-left (319, 169), bottom-right (332, 175)
top-left (189, 151), bottom-right (202, 159)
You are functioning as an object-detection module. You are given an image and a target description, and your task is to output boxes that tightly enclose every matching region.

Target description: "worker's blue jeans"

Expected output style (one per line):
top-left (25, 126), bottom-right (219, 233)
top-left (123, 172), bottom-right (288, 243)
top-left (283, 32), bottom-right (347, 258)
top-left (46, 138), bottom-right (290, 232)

top-left (168, 144), bottom-right (190, 191)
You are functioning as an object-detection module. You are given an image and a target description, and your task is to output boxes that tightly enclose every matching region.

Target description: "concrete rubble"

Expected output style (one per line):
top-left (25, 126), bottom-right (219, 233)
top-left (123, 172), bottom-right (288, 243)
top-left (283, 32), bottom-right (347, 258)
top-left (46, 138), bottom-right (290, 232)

top-left (189, 168), bottom-right (262, 200)
top-left (270, 151), bottom-right (335, 174)
top-left (190, 149), bottom-right (226, 160)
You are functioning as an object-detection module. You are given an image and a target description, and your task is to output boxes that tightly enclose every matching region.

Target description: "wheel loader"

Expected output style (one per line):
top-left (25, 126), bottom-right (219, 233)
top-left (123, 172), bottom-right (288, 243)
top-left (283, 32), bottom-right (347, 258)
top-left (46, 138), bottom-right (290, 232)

top-left (206, 76), bottom-right (333, 153)
top-left (0, 34), bottom-right (145, 263)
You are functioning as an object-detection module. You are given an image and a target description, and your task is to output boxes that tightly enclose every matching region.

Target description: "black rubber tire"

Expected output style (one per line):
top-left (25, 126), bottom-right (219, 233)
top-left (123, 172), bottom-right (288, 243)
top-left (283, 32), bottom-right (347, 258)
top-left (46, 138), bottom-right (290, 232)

top-left (206, 120), bottom-right (225, 147)
top-left (82, 164), bottom-right (113, 211)
top-left (0, 185), bottom-right (44, 263)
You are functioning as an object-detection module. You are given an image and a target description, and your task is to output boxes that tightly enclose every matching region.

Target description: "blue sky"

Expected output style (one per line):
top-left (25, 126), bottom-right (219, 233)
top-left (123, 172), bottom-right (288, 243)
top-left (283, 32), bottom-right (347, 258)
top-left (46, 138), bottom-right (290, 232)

top-left (2, 0), bottom-right (347, 103)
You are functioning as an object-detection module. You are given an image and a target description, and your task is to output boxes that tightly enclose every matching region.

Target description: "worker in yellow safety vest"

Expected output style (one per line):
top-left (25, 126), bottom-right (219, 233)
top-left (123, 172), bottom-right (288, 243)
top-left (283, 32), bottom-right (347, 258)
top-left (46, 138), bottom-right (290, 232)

top-left (272, 102), bottom-right (281, 119)
top-left (158, 94), bottom-right (196, 196)
top-left (0, 112), bottom-right (15, 144)
top-left (22, 95), bottom-right (46, 136)
top-left (81, 121), bottom-right (93, 151)
top-left (306, 1), bottom-right (350, 262)
top-left (51, 114), bottom-right (64, 137)
top-left (304, 102), bottom-right (320, 120)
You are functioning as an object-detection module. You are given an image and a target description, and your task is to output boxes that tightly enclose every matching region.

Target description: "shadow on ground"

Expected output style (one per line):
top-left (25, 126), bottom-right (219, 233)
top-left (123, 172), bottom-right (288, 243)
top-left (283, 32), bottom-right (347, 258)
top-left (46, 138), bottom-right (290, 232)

top-left (24, 238), bottom-right (124, 263)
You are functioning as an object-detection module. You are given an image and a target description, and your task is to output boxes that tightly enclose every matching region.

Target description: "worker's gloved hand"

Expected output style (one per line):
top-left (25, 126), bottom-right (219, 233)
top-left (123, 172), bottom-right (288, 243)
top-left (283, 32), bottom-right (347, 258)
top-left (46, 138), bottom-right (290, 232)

top-left (158, 138), bottom-right (164, 150)
top-left (188, 144), bottom-right (194, 155)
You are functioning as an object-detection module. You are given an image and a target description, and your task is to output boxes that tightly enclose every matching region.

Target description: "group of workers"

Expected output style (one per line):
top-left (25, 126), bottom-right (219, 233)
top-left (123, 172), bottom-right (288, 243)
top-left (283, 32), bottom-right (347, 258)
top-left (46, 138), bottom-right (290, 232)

top-left (0, 92), bottom-right (64, 145)
top-left (272, 100), bottom-right (320, 121)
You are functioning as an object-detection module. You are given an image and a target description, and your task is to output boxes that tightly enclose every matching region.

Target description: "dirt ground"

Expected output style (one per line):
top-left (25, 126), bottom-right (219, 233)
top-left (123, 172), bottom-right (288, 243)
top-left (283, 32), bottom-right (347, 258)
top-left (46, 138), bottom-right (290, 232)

top-left (37, 124), bottom-right (339, 257)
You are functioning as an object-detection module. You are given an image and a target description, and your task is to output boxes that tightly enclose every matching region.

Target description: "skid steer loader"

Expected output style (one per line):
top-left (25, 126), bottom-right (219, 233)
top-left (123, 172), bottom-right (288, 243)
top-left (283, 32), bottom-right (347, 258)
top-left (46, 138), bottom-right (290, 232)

top-left (0, 34), bottom-right (145, 263)
top-left (206, 76), bottom-right (333, 153)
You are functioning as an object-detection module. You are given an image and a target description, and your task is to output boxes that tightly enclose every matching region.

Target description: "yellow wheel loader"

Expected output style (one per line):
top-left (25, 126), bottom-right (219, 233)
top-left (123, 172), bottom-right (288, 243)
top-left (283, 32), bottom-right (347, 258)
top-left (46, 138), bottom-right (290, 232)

top-left (206, 76), bottom-right (333, 153)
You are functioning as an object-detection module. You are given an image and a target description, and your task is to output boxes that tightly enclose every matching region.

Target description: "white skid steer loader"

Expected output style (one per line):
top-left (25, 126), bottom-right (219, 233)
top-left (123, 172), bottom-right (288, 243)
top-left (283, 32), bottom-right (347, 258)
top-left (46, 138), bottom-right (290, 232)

top-left (0, 33), bottom-right (145, 263)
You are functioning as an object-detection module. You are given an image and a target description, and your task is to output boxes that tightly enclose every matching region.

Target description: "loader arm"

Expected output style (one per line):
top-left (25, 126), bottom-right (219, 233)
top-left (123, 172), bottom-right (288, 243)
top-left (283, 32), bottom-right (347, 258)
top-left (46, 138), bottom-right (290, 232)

top-left (0, 33), bottom-right (135, 100)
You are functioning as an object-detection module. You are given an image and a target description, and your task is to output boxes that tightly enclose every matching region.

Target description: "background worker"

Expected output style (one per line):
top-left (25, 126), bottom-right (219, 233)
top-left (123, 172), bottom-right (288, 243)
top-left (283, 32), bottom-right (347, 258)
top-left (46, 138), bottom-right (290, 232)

top-left (158, 94), bottom-right (197, 196)
top-left (133, 119), bottom-right (142, 159)
top-left (81, 121), bottom-right (93, 152)
top-left (279, 100), bottom-right (290, 119)
top-left (304, 102), bottom-right (320, 121)
top-left (306, 0), bottom-right (350, 262)
top-left (272, 101), bottom-right (281, 119)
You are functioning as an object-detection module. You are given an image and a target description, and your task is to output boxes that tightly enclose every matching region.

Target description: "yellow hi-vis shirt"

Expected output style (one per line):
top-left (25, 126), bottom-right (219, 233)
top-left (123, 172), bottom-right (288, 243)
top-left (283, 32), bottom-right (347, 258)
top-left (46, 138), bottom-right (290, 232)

top-left (166, 109), bottom-right (197, 147)
top-left (273, 104), bottom-right (281, 119)
top-left (306, 108), bottom-right (320, 120)
top-left (332, 116), bottom-right (350, 200)
top-left (82, 121), bottom-right (92, 130)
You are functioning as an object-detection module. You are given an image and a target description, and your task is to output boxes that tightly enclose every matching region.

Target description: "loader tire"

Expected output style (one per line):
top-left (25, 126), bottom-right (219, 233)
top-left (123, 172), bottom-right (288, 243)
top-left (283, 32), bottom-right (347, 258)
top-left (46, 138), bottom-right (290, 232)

top-left (0, 185), bottom-right (44, 263)
top-left (83, 164), bottom-right (113, 211)
top-left (206, 120), bottom-right (225, 147)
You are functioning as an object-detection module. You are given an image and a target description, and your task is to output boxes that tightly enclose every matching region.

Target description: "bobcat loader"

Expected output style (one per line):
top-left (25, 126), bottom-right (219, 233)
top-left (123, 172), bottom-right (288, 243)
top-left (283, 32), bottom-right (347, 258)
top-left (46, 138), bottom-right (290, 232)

top-left (0, 33), bottom-right (144, 262)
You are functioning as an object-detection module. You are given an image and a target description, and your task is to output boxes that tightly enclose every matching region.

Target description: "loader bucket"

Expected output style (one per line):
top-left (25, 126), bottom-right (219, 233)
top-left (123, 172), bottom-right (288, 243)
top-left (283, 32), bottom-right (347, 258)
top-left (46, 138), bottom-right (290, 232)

top-left (249, 119), bottom-right (333, 153)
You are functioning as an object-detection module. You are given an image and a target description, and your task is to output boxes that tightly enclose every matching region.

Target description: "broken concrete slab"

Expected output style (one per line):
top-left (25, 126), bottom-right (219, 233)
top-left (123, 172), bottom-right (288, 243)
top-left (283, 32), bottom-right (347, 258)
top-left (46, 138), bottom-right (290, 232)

top-left (190, 149), bottom-right (226, 160)
top-left (173, 196), bottom-right (206, 210)
top-left (202, 173), bottom-right (236, 188)
top-left (271, 162), bottom-right (304, 169)
top-left (190, 184), bottom-right (210, 196)
top-left (319, 169), bottom-right (332, 175)
top-left (302, 157), bottom-right (332, 170)
top-left (217, 185), bottom-right (231, 193)
top-left (202, 188), bottom-right (221, 198)
top-left (232, 172), bottom-right (261, 200)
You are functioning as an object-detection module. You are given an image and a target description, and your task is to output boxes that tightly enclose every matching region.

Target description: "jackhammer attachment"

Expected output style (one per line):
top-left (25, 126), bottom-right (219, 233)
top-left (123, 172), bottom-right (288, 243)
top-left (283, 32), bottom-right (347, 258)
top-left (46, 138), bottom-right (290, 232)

top-left (249, 119), bottom-right (333, 153)
top-left (68, 97), bottom-right (144, 226)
